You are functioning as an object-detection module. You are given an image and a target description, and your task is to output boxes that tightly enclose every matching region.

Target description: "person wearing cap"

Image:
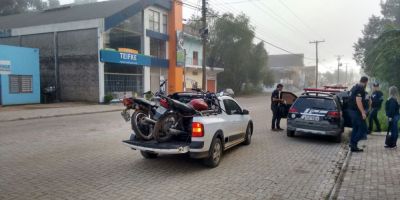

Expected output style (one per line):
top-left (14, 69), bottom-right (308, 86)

top-left (368, 83), bottom-right (384, 133)
top-left (348, 76), bottom-right (369, 152)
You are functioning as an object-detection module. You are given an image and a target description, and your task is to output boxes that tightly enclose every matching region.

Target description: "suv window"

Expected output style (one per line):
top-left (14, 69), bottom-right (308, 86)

top-left (292, 97), bottom-right (337, 112)
top-left (223, 99), bottom-right (242, 115)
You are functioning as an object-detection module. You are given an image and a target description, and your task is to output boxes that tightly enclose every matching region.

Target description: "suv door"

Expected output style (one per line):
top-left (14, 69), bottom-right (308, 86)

top-left (281, 91), bottom-right (298, 118)
top-left (337, 91), bottom-right (352, 128)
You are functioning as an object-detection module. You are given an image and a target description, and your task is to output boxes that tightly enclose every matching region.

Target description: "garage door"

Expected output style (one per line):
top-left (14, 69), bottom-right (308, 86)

top-left (207, 80), bottom-right (216, 92)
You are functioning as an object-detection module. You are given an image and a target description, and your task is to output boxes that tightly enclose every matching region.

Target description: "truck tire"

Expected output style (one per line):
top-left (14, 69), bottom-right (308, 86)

top-left (140, 151), bottom-right (158, 159)
top-left (243, 123), bottom-right (253, 145)
top-left (132, 110), bottom-right (153, 140)
top-left (287, 130), bottom-right (295, 137)
top-left (203, 137), bottom-right (223, 168)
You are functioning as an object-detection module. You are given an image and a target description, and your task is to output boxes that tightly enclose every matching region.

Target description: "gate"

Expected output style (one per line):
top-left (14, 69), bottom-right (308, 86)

top-left (104, 73), bottom-right (143, 99)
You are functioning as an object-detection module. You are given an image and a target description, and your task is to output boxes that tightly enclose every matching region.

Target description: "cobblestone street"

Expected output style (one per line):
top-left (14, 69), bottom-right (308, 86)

top-left (0, 96), bottom-right (347, 200)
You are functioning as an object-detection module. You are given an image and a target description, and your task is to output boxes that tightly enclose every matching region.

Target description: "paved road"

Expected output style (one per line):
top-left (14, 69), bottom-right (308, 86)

top-left (0, 96), bottom-right (347, 200)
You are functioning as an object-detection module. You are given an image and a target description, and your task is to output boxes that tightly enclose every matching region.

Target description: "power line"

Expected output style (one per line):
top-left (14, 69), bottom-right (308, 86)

top-left (276, 0), bottom-right (323, 39)
top-left (210, 0), bottom-right (314, 60)
top-left (184, 0), bottom-right (316, 61)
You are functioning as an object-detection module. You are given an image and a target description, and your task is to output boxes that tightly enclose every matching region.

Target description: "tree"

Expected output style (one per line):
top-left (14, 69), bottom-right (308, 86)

top-left (0, 0), bottom-right (60, 16)
top-left (354, 0), bottom-right (400, 69)
top-left (365, 29), bottom-right (400, 87)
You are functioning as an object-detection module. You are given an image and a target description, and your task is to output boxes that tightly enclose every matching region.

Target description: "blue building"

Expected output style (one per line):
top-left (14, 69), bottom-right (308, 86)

top-left (0, 45), bottom-right (40, 105)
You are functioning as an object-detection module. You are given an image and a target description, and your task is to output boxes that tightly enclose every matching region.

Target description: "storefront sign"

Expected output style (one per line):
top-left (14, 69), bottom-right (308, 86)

top-left (176, 31), bottom-right (185, 66)
top-left (100, 50), bottom-right (151, 66)
top-left (0, 60), bottom-right (11, 74)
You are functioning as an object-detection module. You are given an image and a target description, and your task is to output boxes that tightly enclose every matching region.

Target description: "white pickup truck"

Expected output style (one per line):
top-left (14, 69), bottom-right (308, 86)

top-left (123, 95), bottom-right (253, 168)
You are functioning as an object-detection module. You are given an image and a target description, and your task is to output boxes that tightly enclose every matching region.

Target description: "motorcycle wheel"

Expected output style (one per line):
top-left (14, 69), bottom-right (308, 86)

top-left (153, 113), bottom-right (179, 143)
top-left (131, 110), bottom-right (153, 140)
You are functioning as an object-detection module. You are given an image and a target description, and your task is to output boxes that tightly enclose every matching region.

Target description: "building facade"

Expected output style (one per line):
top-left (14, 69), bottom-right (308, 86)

top-left (0, 0), bottom-right (184, 103)
top-left (182, 26), bottom-right (223, 92)
top-left (0, 45), bottom-right (40, 105)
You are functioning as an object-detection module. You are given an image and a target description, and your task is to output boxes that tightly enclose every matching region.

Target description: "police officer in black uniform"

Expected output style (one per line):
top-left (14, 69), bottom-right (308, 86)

top-left (368, 83), bottom-right (384, 133)
top-left (348, 76), bottom-right (369, 152)
top-left (271, 84), bottom-right (284, 131)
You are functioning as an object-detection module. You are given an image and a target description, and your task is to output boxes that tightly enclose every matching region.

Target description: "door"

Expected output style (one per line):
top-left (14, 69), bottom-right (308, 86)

top-left (223, 99), bottom-right (246, 143)
top-left (207, 79), bottom-right (216, 92)
top-left (281, 91), bottom-right (298, 118)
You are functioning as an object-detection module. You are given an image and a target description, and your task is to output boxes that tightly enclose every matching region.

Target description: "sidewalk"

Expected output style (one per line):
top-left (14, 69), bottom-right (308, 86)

top-left (337, 134), bottom-right (400, 200)
top-left (0, 103), bottom-right (123, 122)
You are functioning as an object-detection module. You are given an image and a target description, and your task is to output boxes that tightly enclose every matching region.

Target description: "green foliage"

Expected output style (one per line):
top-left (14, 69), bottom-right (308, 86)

top-left (365, 29), bottom-right (400, 88)
top-left (355, 0), bottom-right (400, 89)
top-left (103, 94), bottom-right (113, 104)
top-left (0, 0), bottom-right (60, 16)
top-left (240, 83), bottom-right (263, 95)
top-left (208, 13), bottom-right (271, 93)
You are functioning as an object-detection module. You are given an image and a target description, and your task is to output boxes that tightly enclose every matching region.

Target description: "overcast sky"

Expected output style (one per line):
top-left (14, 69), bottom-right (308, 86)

top-left (58, 0), bottom-right (382, 73)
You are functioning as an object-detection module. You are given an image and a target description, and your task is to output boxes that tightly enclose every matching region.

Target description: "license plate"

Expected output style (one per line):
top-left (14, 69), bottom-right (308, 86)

top-left (156, 106), bottom-right (167, 115)
top-left (301, 115), bottom-right (320, 121)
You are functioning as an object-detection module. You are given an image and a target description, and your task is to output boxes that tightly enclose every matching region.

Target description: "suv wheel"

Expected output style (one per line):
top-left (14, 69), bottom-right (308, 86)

top-left (140, 151), bottom-right (158, 159)
top-left (287, 130), bottom-right (295, 137)
top-left (333, 134), bottom-right (342, 143)
top-left (203, 137), bottom-right (223, 168)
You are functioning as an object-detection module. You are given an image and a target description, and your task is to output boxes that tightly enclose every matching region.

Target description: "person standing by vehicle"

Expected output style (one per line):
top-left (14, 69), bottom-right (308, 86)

top-left (271, 84), bottom-right (284, 131)
top-left (348, 77), bottom-right (369, 152)
top-left (385, 86), bottom-right (399, 148)
top-left (368, 83), bottom-right (384, 133)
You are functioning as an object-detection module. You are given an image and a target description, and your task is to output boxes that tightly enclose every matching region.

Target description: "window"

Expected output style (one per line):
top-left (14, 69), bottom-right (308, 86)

top-left (9, 75), bottom-right (33, 93)
top-left (150, 38), bottom-right (166, 59)
top-left (149, 10), bottom-right (160, 32)
top-left (223, 99), bottom-right (242, 115)
top-left (162, 14), bottom-right (168, 34)
top-left (193, 51), bottom-right (198, 65)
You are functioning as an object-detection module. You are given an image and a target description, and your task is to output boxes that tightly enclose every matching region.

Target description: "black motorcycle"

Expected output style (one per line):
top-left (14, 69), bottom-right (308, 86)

top-left (121, 80), bottom-right (168, 140)
top-left (152, 91), bottom-right (220, 143)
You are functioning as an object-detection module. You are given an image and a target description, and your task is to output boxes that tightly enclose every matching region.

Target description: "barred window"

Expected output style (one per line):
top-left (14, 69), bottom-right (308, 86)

top-left (9, 75), bottom-right (33, 93)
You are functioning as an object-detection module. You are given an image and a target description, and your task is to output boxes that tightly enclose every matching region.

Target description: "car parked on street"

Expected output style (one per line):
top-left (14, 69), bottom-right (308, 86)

top-left (123, 93), bottom-right (253, 168)
top-left (281, 88), bottom-right (351, 143)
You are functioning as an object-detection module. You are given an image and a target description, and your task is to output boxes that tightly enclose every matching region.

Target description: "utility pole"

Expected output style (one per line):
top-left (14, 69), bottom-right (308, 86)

top-left (201, 0), bottom-right (207, 90)
top-left (309, 40), bottom-right (325, 88)
top-left (335, 55), bottom-right (343, 85)
top-left (344, 63), bottom-right (349, 86)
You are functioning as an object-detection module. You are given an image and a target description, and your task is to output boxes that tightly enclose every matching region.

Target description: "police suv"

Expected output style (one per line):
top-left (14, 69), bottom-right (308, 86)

top-left (282, 87), bottom-right (351, 143)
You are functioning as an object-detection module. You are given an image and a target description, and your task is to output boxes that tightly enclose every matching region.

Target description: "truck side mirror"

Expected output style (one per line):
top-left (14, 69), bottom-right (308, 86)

top-left (242, 109), bottom-right (250, 115)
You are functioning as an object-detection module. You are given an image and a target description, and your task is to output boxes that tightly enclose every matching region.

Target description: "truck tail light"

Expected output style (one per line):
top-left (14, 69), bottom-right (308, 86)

top-left (192, 122), bottom-right (204, 137)
top-left (327, 111), bottom-right (340, 118)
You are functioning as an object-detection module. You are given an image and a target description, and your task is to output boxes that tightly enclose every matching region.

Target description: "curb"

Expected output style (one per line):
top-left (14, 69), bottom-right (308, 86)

top-left (0, 109), bottom-right (121, 123)
top-left (328, 148), bottom-right (352, 200)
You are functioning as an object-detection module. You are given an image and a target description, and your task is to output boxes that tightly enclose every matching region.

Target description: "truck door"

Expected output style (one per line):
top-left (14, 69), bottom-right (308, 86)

top-left (223, 99), bottom-right (246, 142)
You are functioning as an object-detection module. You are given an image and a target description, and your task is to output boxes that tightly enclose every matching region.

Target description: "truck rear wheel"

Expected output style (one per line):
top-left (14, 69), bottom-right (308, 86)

top-left (140, 151), bottom-right (158, 159)
top-left (203, 137), bottom-right (223, 168)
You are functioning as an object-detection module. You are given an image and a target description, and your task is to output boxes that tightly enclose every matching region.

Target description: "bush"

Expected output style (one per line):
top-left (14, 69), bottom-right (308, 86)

top-left (239, 83), bottom-right (263, 95)
top-left (104, 94), bottom-right (114, 104)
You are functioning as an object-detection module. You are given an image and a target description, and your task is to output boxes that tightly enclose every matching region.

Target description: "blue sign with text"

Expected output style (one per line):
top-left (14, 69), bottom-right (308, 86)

top-left (100, 50), bottom-right (151, 66)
